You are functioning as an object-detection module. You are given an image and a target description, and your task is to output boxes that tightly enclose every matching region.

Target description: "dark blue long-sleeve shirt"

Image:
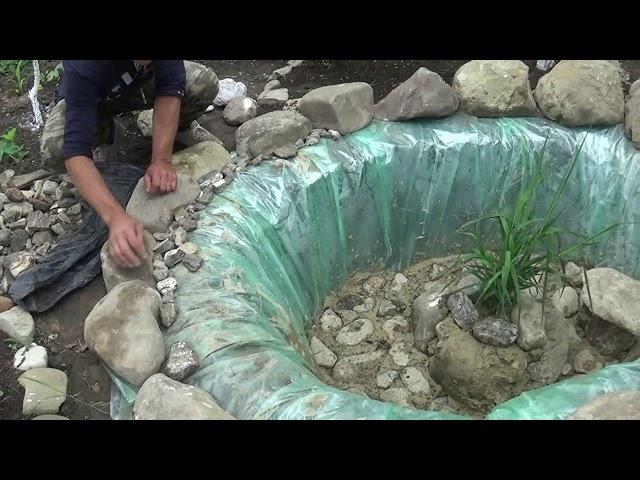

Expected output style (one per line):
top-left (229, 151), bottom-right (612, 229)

top-left (60, 60), bottom-right (186, 160)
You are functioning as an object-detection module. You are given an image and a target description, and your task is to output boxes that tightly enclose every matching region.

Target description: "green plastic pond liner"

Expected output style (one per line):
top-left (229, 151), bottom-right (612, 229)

top-left (109, 113), bottom-right (640, 420)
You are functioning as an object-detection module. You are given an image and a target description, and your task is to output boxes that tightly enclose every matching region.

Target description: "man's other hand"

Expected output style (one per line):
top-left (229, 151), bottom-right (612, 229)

top-left (108, 211), bottom-right (146, 268)
top-left (145, 162), bottom-right (177, 194)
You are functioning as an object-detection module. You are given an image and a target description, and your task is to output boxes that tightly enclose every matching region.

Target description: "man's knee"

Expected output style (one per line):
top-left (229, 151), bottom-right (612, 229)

top-left (40, 100), bottom-right (66, 161)
top-left (183, 61), bottom-right (219, 109)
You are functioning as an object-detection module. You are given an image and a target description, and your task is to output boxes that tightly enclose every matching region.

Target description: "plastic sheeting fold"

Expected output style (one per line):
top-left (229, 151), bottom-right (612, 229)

top-left (112, 114), bottom-right (640, 419)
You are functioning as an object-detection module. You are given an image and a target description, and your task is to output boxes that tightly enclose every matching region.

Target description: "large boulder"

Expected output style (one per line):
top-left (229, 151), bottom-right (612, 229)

top-left (100, 231), bottom-right (156, 292)
top-left (535, 60), bottom-right (624, 127)
top-left (625, 79), bottom-right (640, 149)
top-left (452, 60), bottom-right (538, 117)
top-left (126, 173), bottom-right (200, 233)
top-left (584, 314), bottom-right (636, 357)
top-left (84, 280), bottom-right (165, 386)
top-left (171, 141), bottom-right (232, 181)
top-left (133, 373), bottom-right (235, 420)
top-left (235, 110), bottom-right (312, 157)
top-left (580, 267), bottom-right (640, 336)
top-left (429, 319), bottom-right (528, 412)
top-left (299, 82), bottom-right (374, 134)
top-left (570, 391), bottom-right (640, 420)
top-left (374, 67), bottom-right (459, 121)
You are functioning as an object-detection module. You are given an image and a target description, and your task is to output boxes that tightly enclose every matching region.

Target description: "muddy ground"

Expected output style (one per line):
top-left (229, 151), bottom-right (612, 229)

top-left (1, 59), bottom-right (638, 420)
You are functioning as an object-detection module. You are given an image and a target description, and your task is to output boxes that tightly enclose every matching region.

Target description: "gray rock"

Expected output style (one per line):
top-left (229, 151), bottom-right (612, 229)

top-left (584, 313), bottom-right (636, 357)
top-left (564, 261), bottom-right (584, 287)
top-left (332, 350), bottom-right (385, 382)
top-left (299, 82), bottom-right (374, 134)
top-left (570, 392), bottom-right (640, 420)
top-left (178, 242), bottom-right (198, 255)
top-left (235, 110), bottom-right (313, 158)
top-left (8, 170), bottom-right (50, 189)
top-left (133, 373), bottom-right (235, 420)
top-left (51, 223), bottom-right (65, 235)
top-left (162, 341), bottom-right (199, 381)
top-left (41, 180), bottom-right (59, 196)
top-left (100, 231), bottom-right (155, 292)
top-left (336, 318), bottom-right (374, 346)
top-left (66, 203), bottom-right (82, 216)
top-left (268, 66), bottom-right (293, 81)
top-left (353, 297), bottom-right (375, 313)
top-left (175, 215), bottom-right (198, 232)
top-left (379, 387), bottom-right (412, 407)
top-left (535, 60), bottom-right (624, 126)
top-left (196, 188), bottom-right (214, 205)
top-left (160, 302), bottom-right (178, 328)
top-left (154, 238), bottom-right (176, 255)
top-left (9, 218), bottom-right (27, 230)
top-left (626, 81), bottom-right (640, 149)
top-left (257, 88), bottom-right (289, 108)
top-left (10, 229), bottom-right (29, 252)
top-left (0, 229), bottom-right (9, 246)
top-left (573, 347), bottom-right (605, 374)
top-left (3, 201), bottom-right (34, 220)
top-left (182, 253), bottom-right (204, 272)
top-left (319, 309), bottom-right (343, 331)
top-left (552, 286), bottom-right (580, 317)
top-left (263, 79), bottom-right (281, 91)
top-left (18, 368), bottom-right (67, 416)
top-left (378, 299), bottom-right (397, 316)
top-left (525, 309), bottom-right (570, 387)
top-left (511, 291), bottom-right (548, 351)
top-left (310, 336), bottom-right (337, 368)
top-left (223, 96), bottom-right (257, 126)
top-left (375, 67), bottom-right (459, 121)
top-left (382, 316), bottom-right (410, 342)
top-left (430, 323), bottom-right (528, 411)
top-left (164, 248), bottom-right (185, 268)
top-left (581, 267), bottom-right (640, 335)
top-left (272, 144), bottom-right (298, 159)
top-left (153, 264), bottom-right (169, 282)
top-left (84, 280), bottom-right (165, 386)
top-left (157, 276), bottom-right (177, 293)
top-left (161, 289), bottom-right (174, 304)
top-left (26, 210), bottom-right (50, 232)
top-left (0, 169), bottom-right (15, 189)
top-left (376, 369), bottom-right (399, 389)
top-left (453, 60), bottom-right (538, 117)
top-left (126, 173), bottom-right (200, 233)
top-left (153, 232), bottom-right (170, 241)
top-left (412, 291), bottom-right (448, 351)
top-left (171, 141), bottom-right (232, 181)
top-left (5, 187), bottom-right (24, 202)
top-left (400, 367), bottom-right (431, 395)
top-left (13, 343), bottom-right (48, 371)
top-left (32, 230), bottom-right (52, 247)
top-left (446, 292), bottom-right (478, 332)
top-left (389, 342), bottom-right (411, 367)
top-left (6, 251), bottom-right (35, 277)
top-left (0, 305), bottom-right (35, 345)
top-left (472, 317), bottom-right (518, 347)
top-left (624, 340), bottom-right (640, 362)
top-left (136, 109), bottom-right (153, 137)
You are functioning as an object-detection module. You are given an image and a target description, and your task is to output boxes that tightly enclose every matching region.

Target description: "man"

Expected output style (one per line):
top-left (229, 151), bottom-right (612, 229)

top-left (40, 60), bottom-right (219, 269)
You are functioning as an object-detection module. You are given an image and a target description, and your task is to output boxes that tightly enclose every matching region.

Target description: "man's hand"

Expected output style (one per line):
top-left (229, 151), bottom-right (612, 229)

top-left (108, 211), bottom-right (147, 268)
top-left (145, 162), bottom-right (177, 194)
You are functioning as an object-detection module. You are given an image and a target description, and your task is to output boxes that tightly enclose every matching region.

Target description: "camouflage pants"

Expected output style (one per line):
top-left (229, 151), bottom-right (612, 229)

top-left (40, 61), bottom-right (219, 163)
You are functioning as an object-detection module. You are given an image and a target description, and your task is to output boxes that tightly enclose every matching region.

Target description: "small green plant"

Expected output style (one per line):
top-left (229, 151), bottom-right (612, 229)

top-left (0, 128), bottom-right (28, 162)
top-left (3, 337), bottom-right (22, 352)
top-left (11, 59), bottom-right (28, 95)
top-left (448, 137), bottom-right (620, 320)
top-left (45, 62), bottom-right (63, 83)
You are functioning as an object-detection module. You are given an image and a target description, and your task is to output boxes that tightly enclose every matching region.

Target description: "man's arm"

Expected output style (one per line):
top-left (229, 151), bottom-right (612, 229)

top-left (66, 156), bottom-right (145, 267)
top-left (144, 60), bottom-right (186, 193)
top-left (145, 96), bottom-right (180, 193)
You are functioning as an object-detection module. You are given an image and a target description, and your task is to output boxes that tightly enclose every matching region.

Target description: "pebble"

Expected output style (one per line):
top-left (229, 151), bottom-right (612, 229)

top-left (160, 303), bottom-right (178, 328)
top-left (389, 342), bottom-right (410, 367)
top-left (376, 369), bottom-right (399, 389)
top-left (154, 238), bottom-right (176, 255)
top-left (173, 227), bottom-right (188, 246)
top-left (18, 368), bottom-right (68, 416)
top-left (336, 318), bottom-right (374, 346)
top-left (574, 348), bottom-right (604, 374)
top-left (353, 297), bottom-right (375, 313)
top-left (182, 253), bottom-right (204, 272)
top-left (382, 316), bottom-right (410, 341)
top-left (446, 292), bottom-right (479, 331)
top-left (162, 341), bottom-right (199, 381)
top-left (164, 248), bottom-right (185, 268)
top-left (319, 309), bottom-right (343, 331)
top-left (66, 203), bottom-right (82, 216)
top-left (378, 300), bottom-right (397, 316)
top-left (391, 273), bottom-right (409, 292)
top-left (51, 223), bottom-right (65, 235)
top-left (153, 232), bottom-right (171, 241)
top-left (310, 337), bottom-right (337, 368)
top-left (380, 387), bottom-right (412, 407)
top-left (157, 277), bottom-right (177, 292)
top-left (178, 242), bottom-right (199, 255)
top-left (13, 343), bottom-right (48, 371)
top-left (400, 367), bottom-right (431, 395)
top-left (153, 266), bottom-right (169, 282)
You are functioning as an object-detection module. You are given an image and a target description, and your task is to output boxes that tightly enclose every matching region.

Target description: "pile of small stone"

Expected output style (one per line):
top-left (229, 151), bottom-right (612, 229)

top-left (308, 257), bottom-right (640, 416)
top-left (0, 168), bottom-right (86, 295)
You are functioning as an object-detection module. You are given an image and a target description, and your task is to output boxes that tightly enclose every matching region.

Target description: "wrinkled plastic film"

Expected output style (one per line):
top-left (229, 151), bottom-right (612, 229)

top-left (111, 114), bottom-right (640, 419)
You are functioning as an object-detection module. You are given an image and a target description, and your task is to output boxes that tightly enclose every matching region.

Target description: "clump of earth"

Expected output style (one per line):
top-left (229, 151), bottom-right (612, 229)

top-left (307, 255), bottom-right (640, 417)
